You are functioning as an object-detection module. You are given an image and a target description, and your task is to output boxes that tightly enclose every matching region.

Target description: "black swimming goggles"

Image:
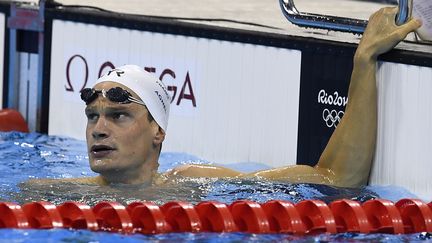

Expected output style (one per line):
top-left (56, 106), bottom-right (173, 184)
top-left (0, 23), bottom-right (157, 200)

top-left (80, 87), bottom-right (145, 106)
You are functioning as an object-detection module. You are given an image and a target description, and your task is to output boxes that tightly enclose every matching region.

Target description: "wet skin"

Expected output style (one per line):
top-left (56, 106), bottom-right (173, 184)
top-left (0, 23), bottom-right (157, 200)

top-left (84, 81), bottom-right (165, 185)
top-left (167, 7), bottom-right (423, 188)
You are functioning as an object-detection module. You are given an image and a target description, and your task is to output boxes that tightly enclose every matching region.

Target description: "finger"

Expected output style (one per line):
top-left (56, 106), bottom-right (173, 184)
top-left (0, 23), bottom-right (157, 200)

top-left (389, 20), bottom-right (421, 43)
top-left (384, 7), bottom-right (402, 27)
top-left (383, 6), bottom-right (398, 16)
top-left (378, 6), bottom-right (398, 21)
top-left (368, 7), bottom-right (396, 25)
top-left (396, 18), bottom-right (423, 37)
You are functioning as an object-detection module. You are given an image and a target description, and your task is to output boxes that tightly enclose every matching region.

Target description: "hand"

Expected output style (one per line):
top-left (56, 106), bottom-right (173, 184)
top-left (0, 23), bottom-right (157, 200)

top-left (356, 7), bottom-right (422, 61)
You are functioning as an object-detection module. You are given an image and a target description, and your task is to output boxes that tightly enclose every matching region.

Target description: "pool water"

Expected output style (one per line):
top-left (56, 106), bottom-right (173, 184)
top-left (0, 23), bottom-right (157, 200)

top-left (0, 131), bottom-right (428, 242)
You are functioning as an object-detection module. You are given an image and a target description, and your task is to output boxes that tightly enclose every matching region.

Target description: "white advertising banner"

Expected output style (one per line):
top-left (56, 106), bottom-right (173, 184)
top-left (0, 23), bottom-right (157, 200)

top-left (371, 62), bottom-right (432, 200)
top-left (0, 13), bottom-right (4, 108)
top-left (49, 20), bottom-right (302, 167)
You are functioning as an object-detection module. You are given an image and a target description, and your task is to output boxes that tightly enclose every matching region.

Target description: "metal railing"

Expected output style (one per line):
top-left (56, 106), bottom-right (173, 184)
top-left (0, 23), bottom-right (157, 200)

top-left (279, 0), bottom-right (410, 35)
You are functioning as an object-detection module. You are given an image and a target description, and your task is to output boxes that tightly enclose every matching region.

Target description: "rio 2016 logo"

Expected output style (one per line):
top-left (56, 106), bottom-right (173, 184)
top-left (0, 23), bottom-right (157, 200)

top-left (318, 89), bottom-right (347, 128)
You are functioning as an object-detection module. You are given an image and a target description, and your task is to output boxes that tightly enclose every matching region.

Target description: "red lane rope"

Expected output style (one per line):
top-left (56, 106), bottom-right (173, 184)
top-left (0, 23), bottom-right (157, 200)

top-left (0, 109), bottom-right (29, 133)
top-left (0, 199), bottom-right (431, 234)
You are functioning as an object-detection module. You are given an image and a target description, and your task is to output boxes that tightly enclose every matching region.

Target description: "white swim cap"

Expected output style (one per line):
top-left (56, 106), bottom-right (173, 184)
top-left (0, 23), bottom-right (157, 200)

top-left (95, 65), bottom-right (171, 132)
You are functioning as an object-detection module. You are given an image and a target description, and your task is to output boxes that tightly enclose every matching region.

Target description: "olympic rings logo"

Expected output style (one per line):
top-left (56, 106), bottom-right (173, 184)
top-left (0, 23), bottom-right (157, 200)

top-left (322, 109), bottom-right (344, 128)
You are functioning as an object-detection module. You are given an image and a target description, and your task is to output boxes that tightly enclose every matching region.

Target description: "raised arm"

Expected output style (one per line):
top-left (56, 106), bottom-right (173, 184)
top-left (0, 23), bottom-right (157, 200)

top-left (169, 8), bottom-right (421, 187)
top-left (313, 8), bottom-right (422, 187)
top-left (240, 8), bottom-right (421, 187)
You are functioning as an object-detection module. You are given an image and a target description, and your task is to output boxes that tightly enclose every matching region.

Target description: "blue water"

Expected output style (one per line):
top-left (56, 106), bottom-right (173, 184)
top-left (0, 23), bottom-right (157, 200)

top-left (0, 131), bottom-right (428, 242)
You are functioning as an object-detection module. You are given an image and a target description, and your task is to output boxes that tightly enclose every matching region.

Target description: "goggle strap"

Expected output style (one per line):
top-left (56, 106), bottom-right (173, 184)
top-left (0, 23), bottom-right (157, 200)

top-left (128, 96), bottom-right (146, 106)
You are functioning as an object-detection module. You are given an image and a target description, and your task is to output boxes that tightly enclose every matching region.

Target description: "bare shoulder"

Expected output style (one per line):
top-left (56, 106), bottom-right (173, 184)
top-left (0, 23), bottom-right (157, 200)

top-left (242, 165), bottom-right (337, 185)
top-left (26, 176), bottom-right (107, 185)
top-left (164, 164), bottom-right (338, 186)
top-left (165, 164), bottom-right (242, 178)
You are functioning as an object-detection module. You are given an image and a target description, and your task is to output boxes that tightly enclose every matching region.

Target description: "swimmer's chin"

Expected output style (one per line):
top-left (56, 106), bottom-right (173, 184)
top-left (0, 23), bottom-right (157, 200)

top-left (89, 159), bottom-right (117, 173)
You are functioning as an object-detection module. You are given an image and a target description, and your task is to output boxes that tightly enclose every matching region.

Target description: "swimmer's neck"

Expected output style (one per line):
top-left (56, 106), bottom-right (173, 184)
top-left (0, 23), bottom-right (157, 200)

top-left (96, 162), bottom-right (160, 185)
top-left (94, 173), bottom-right (162, 186)
top-left (92, 173), bottom-right (166, 186)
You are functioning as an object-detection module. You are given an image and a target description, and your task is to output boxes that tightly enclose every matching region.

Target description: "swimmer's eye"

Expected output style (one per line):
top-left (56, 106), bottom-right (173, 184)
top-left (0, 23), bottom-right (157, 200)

top-left (86, 112), bottom-right (99, 122)
top-left (111, 112), bottom-right (129, 121)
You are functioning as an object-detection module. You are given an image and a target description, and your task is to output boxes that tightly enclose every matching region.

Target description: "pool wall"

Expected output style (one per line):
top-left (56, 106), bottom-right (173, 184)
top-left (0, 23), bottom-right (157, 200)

top-left (0, 4), bottom-right (5, 109)
top-left (1, 2), bottom-right (432, 199)
top-left (372, 63), bottom-right (432, 200)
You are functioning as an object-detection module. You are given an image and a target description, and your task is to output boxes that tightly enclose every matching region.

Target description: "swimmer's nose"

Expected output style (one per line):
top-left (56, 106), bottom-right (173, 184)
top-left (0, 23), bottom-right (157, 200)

top-left (91, 116), bottom-right (110, 140)
top-left (92, 130), bottom-right (108, 140)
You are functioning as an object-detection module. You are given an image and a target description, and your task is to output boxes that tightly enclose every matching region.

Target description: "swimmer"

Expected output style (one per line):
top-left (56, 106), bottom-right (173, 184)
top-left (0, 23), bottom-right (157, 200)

top-left (31, 7), bottom-right (422, 187)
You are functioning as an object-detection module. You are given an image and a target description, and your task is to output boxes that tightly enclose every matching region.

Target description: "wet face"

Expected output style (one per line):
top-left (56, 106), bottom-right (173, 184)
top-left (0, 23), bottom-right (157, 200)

top-left (85, 81), bottom-right (163, 182)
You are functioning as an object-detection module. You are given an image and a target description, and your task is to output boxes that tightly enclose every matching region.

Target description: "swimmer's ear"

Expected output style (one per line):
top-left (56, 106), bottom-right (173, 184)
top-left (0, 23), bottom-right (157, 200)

top-left (153, 126), bottom-right (165, 146)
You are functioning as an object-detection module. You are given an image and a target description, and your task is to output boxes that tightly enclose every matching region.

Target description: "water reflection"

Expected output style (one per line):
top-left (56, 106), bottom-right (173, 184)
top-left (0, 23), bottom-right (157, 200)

top-left (15, 177), bottom-right (378, 206)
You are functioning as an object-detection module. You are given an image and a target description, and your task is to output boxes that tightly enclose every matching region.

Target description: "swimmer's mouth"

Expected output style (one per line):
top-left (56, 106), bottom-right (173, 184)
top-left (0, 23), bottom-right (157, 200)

top-left (91, 145), bottom-right (115, 157)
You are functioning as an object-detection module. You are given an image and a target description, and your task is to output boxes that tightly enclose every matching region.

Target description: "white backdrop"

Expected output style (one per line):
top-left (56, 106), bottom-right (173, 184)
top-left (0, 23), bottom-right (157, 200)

top-left (371, 62), bottom-right (432, 200)
top-left (0, 13), bottom-right (5, 108)
top-left (49, 20), bottom-right (302, 167)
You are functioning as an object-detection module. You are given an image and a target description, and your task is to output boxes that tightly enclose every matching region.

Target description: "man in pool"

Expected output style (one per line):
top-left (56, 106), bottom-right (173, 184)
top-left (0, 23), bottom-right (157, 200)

top-left (50, 7), bottom-right (422, 187)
